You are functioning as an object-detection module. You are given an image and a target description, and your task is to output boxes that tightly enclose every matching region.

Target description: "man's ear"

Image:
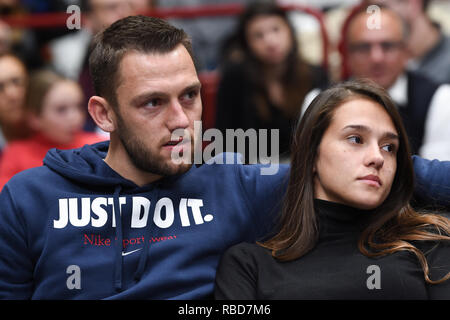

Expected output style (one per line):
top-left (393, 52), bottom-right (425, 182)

top-left (88, 96), bottom-right (117, 133)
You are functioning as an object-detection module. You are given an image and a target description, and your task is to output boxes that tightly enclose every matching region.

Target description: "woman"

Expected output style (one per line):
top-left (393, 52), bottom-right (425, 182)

top-left (215, 2), bottom-right (328, 161)
top-left (214, 79), bottom-right (450, 299)
top-left (0, 70), bottom-right (106, 189)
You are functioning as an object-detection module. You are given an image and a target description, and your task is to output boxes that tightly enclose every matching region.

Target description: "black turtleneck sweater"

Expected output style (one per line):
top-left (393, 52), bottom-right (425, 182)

top-left (214, 200), bottom-right (450, 299)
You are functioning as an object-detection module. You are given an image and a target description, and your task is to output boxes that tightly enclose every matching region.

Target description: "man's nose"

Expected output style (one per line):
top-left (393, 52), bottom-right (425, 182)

top-left (369, 44), bottom-right (385, 62)
top-left (166, 100), bottom-right (190, 130)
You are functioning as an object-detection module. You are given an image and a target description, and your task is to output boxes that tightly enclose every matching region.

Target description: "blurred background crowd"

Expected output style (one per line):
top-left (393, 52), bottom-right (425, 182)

top-left (0, 0), bottom-right (449, 188)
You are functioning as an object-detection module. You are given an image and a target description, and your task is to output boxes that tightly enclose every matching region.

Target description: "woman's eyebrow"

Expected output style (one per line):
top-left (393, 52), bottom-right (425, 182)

top-left (342, 124), bottom-right (399, 140)
top-left (342, 124), bottom-right (369, 132)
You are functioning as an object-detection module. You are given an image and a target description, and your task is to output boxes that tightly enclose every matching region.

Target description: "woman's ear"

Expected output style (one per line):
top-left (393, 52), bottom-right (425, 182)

top-left (88, 96), bottom-right (117, 133)
top-left (313, 150), bottom-right (319, 174)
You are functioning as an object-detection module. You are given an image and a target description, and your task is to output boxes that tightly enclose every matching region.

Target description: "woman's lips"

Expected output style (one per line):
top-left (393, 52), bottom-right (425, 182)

top-left (358, 174), bottom-right (382, 187)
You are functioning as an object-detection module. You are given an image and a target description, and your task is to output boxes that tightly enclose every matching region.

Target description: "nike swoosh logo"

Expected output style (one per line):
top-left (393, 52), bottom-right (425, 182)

top-left (122, 248), bottom-right (142, 256)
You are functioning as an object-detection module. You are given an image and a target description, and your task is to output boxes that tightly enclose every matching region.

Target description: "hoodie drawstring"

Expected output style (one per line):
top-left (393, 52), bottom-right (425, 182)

top-left (112, 185), bottom-right (123, 292)
top-left (133, 187), bottom-right (160, 282)
top-left (113, 184), bottom-right (160, 289)
top-left (133, 230), bottom-right (149, 282)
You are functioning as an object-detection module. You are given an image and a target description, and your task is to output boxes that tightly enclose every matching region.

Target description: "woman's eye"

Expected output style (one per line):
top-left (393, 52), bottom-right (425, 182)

top-left (252, 32), bottom-right (264, 40)
top-left (381, 144), bottom-right (396, 153)
top-left (348, 136), bottom-right (362, 144)
top-left (56, 105), bottom-right (68, 115)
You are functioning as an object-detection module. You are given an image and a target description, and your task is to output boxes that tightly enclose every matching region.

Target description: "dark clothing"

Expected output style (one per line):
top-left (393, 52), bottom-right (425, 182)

top-left (398, 72), bottom-right (440, 155)
top-left (0, 142), bottom-right (289, 299)
top-left (215, 199), bottom-right (450, 300)
top-left (215, 61), bottom-right (328, 160)
top-left (410, 32), bottom-right (450, 85)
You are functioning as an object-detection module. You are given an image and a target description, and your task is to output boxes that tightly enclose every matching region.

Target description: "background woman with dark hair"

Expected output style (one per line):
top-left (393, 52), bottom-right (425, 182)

top-left (214, 1), bottom-right (328, 161)
top-left (215, 79), bottom-right (450, 299)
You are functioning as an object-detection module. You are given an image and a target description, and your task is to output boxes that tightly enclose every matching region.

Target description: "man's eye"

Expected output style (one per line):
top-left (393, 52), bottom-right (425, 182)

top-left (145, 98), bottom-right (161, 108)
top-left (182, 90), bottom-right (198, 101)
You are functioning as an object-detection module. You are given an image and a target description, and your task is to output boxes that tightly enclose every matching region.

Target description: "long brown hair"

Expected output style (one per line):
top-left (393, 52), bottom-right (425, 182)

top-left (221, 1), bottom-right (314, 120)
top-left (260, 79), bottom-right (450, 284)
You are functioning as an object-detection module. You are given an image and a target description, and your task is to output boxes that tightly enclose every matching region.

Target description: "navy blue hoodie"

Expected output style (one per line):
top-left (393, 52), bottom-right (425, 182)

top-left (0, 141), bottom-right (289, 299)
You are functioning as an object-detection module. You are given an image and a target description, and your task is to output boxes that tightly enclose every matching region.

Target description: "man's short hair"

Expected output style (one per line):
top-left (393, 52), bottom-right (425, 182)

top-left (89, 15), bottom-right (195, 108)
top-left (348, 4), bottom-right (411, 41)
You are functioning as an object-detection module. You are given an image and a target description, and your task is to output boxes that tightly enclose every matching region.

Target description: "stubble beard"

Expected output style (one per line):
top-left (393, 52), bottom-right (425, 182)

top-left (115, 112), bottom-right (193, 177)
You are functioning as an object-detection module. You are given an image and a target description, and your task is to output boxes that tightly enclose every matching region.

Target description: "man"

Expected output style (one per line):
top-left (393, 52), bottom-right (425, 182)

top-left (344, 5), bottom-right (450, 160)
top-left (0, 15), bottom-right (449, 300)
top-left (49, 0), bottom-right (136, 80)
top-left (0, 15), bottom-right (287, 300)
top-left (370, 0), bottom-right (450, 85)
top-left (0, 53), bottom-right (30, 153)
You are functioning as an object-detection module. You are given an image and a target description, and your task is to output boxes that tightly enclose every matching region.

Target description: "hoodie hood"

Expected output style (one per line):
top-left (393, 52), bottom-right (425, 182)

top-left (44, 140), bottom-right (188, 191)
top-left (44, 141), bottom-right (135, 189)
